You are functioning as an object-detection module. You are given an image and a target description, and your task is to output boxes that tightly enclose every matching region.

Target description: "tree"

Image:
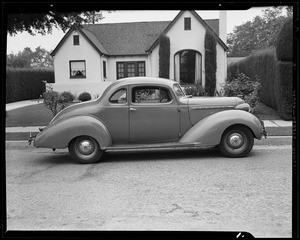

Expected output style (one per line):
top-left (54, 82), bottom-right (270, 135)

top-left (227, 6), bottom-right (292, 57)
top-left (205, 30), bottom-right (217, 96)
top-left (158, 34), bottom-right (170, 79)
top-left (7, 47), bottom-right (54, 68)
top-left (6, 3), bottom-right (113, 36)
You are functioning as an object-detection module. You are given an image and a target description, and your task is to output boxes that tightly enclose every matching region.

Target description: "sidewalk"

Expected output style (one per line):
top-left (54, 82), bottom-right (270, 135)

top-left (6, 99), bottom-right (42, 111)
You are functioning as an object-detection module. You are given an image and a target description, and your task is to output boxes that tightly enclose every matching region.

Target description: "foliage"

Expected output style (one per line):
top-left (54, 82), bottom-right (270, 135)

top-left (276, 17), bottom-right (293, 61)
top-left (204, 30), bottom-right (217, 96)
top-left (158, 34), bottom-right (170, 79)
top-left (43, 88), bottom-right (59, 116)
top-left (227, 48), bottom-right (277, 110)
top-left (6, 67), bottom-right (54, 103)
top-left (182, 83), bottom-right (207, 96)
top-left (7, 46), bottom-right (53, 68)
top-left (42, 82), bottom-right (75, 116)
top-left (58, 91), bottom-right (75, 109)
top-left (78, 91), bottom-right (92, 102)
top-left (6, 3), bottom-right (113, 36)
top-left (227, 6), bottom-right (293, 57)
top-left (275, 62), bottom-right (293, 120)
top-left (220, 72), bottom-right (261, 112)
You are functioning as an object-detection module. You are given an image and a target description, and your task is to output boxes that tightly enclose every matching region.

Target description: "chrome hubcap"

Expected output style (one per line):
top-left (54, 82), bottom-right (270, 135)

top-left (78, 140), bottom-right (94, 155)
top-left (229, 133), bottom-right (243, 148)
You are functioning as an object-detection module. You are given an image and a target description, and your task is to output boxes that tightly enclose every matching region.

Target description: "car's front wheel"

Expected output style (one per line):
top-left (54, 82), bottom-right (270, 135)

top-left (68, 136), bottom-right (103, 164)
top-left (218, 126), bottom-right (254, 158)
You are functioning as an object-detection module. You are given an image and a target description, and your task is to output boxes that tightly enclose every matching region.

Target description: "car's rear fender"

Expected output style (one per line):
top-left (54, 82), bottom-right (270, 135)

top-left (179, 110), bottom-right (264, 146)
top-left (34, 115), bottom-right (112, 149)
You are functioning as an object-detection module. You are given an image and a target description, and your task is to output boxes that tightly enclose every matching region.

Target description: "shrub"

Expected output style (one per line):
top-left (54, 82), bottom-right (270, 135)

top-left (42, 83), bottom-right (74, 116)
top-left (220, 72), bottom-right (261, 112)
top-left (158, 34), bottom-right (170, 78)
top-left (276, 17), bottom-right (293, 62)
top-left (204, 30), bottom-right (217, 96)
top-left (227, 48), bottom-right (277, 110)
top-left (183, 83), bottom-right (207, 96)
top-left (58, 91), bottom-right (75, 110)
top-left (78, 91), bottom-right (91, 102)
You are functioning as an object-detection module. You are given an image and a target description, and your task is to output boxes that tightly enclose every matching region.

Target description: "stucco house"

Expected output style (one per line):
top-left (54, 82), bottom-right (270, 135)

top-left (51, 10), bottom-right (228, 97)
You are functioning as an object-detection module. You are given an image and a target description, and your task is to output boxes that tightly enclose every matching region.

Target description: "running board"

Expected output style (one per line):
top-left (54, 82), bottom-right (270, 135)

top-left (103, 142), bottom-right (214, 151)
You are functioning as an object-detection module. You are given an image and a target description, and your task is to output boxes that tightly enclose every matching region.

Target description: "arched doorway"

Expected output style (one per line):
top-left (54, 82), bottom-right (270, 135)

top-left (174, 50), bottom-right (202, 85)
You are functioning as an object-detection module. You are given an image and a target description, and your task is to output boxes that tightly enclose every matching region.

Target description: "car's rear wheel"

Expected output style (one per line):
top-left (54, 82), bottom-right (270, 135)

top-left (68, 136), bottom-right (103, 164)
top-left (218, 126), bottom-right (254, 158)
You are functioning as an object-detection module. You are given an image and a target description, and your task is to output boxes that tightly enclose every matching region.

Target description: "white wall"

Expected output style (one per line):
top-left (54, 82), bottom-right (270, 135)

top-left (149, 11), bottom-right (227, 91)
top-left (52, 30), bottom-right (110, 97)
top-left (216, 44), bottom-right (227, 92)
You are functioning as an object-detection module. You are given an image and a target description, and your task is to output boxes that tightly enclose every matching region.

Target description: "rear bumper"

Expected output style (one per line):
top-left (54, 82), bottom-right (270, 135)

top-left (28, 127), bottom-right (45, 145)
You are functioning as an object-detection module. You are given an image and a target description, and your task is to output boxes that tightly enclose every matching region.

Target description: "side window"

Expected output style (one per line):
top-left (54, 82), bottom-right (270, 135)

top-left (132, 86), bottom-right (172, 104)
top-left (109, 89), bottom-right (127, 104)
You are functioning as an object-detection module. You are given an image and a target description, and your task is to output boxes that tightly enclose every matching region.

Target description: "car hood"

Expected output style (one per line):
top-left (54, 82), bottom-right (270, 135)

top-left (187, 97), bottom-right (246, 125)
top-left (187, 96), bottom-right (239, 108)
top-left (49, 100), bottom-right (99, 125)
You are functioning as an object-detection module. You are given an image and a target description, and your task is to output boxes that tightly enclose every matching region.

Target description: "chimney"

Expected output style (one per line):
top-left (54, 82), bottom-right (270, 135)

top-left (219, 11), bottom-right (227, 44)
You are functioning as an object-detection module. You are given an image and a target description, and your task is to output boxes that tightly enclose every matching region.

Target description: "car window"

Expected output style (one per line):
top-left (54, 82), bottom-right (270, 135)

top-left (173, 83), bottom-right (186, 98)
top-left (132, 86), bottom-right (172, 104)
top-left (109, 88), bottom-right (127, 104)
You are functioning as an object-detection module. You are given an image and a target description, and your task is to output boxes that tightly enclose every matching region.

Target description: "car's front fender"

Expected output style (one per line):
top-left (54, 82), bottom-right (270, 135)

top-left (179, 110), bottom-right (264, 146)
top-left (34, 115), bottom-right (112, 149)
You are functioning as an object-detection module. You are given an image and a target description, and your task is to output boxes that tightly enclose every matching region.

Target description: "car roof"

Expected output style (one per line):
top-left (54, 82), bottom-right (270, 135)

top-left (112, 77), bottom-right (177, 88)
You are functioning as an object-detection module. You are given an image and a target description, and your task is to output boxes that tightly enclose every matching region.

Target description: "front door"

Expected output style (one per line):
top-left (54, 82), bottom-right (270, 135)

top-left (129, 85), bottom-right (180, 143)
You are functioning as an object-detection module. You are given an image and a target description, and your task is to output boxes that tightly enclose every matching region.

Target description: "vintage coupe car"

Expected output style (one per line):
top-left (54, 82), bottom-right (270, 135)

top-left (29, 77), bottom-right (267, 164)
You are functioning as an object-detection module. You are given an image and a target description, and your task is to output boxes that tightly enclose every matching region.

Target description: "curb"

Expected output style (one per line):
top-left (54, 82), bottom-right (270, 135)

top-left (5, 130), bottom-right (293, 146)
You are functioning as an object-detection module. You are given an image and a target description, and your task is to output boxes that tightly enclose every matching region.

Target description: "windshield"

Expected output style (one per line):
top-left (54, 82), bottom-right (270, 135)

top-left (173, 83), bottom-right (186, 98)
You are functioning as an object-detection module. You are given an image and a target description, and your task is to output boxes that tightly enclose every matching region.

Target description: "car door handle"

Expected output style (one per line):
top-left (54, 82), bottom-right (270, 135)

top-left (130, 108), bottom-right (137, 111)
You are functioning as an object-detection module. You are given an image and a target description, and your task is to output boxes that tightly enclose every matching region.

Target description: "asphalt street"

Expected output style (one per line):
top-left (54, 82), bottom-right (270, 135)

top-left (5, 141), bottom-right (292, 238)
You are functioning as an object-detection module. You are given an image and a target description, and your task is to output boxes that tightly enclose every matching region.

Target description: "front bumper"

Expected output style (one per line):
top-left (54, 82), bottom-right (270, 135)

top-left (259, 119), bottom-right (268, 138)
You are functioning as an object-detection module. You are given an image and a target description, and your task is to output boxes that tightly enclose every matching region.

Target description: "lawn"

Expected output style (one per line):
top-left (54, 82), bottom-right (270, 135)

top-left (6, 103), bottom-right (55, 127)
top-left (6, 101), bottom-right (282, 128)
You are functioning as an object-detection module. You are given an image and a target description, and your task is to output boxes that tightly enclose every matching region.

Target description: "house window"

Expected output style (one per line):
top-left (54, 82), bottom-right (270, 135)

top-left (73, 35), bottom-right (79, 45)
top-left (184, 17), bottom-right (191, 30)
top-left (103, 61), bottom-right (107, 78)
top-left (116, 61), bottom-right (146, 79)
top-left (70, 60), bottom-right (86, 78)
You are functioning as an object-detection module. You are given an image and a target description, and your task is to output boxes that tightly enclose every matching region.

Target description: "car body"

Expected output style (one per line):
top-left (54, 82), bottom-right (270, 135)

top-left (29, 77), bottom-right (267, 163)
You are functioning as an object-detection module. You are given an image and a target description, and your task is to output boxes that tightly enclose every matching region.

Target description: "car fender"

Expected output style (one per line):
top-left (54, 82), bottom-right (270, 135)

top-left (179, 110), bottom-right (264, 146)
top-left (34, 115), bottom-right (112, 149)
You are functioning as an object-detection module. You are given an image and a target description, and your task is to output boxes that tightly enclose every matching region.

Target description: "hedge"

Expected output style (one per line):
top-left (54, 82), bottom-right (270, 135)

top-left (276, 62), bottom-right (293, 120)
top-left (276, 17), bottom-right (293, 62)
top-left (158, 34), bottom-right (170, 79)
top-left (6, 67), bottom-right (54, 103)
top-left (227, 48), bottom-right (277, 110)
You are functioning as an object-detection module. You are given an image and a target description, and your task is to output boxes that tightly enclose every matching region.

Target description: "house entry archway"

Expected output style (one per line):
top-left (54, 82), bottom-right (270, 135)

top-left (174, 50), bottom-right (202, 85)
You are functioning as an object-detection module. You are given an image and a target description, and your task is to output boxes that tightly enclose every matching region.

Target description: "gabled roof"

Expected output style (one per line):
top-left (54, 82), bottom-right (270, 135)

top-left (51, 10), bottom-right (227, 57)
top-left (147, 10), bottom-right (227, 52)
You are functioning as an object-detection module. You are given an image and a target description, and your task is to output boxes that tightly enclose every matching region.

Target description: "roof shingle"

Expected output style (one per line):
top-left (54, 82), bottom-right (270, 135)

top-left (81, 18), bottom-right (220, 56)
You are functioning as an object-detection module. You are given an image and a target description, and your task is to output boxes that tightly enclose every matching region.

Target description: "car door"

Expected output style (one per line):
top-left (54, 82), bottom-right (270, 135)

top-left (99, 87), bottom-right (129, 143)
top-left (129, 85), bottom-right (180, 143)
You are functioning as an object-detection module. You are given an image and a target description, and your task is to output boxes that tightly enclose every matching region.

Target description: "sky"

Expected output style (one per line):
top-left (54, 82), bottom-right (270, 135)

top-left (6, 8), bottom-right (272, 54)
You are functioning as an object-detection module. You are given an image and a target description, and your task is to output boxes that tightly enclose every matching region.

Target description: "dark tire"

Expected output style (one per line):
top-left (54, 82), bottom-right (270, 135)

top-left (68, 136), bottom-right (103, 164)
top-left (218, 126), bottom-right (254, 158)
